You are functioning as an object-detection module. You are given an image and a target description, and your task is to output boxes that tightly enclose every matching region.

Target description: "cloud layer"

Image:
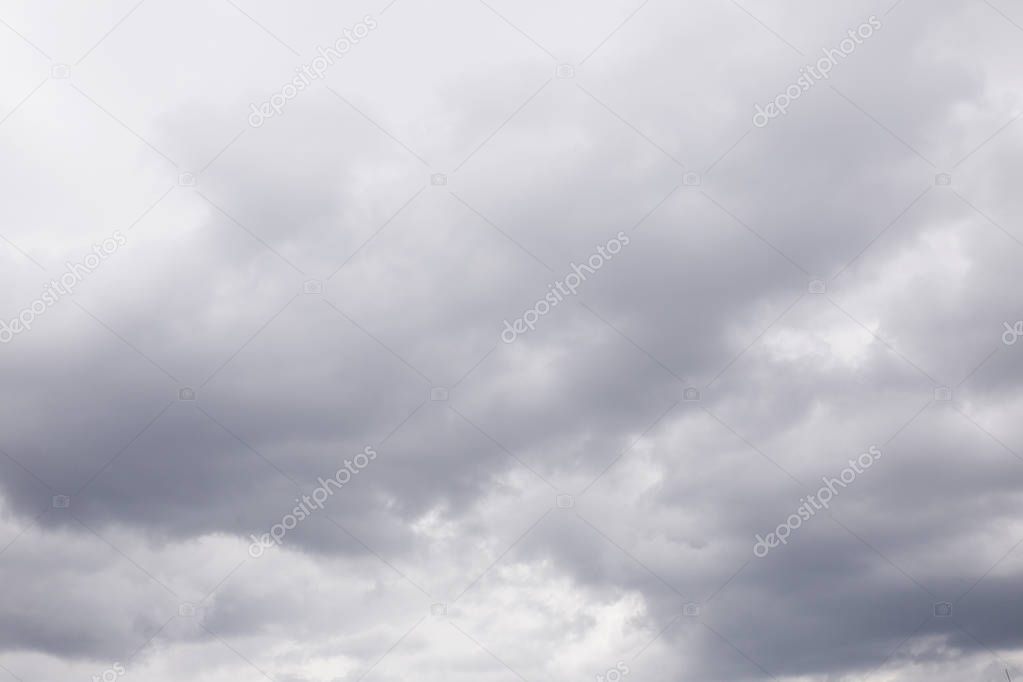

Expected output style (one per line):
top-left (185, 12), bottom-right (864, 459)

top-left (1, 0), bottom-right (1023, 680)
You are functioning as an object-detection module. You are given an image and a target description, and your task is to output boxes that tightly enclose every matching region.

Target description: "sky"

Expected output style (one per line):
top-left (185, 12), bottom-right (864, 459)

top-left (1, 0), bottom-right (1023, 680)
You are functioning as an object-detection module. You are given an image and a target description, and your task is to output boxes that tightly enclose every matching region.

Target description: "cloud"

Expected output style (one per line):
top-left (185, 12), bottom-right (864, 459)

top-left (1, 0), bottom-right (1023, 680)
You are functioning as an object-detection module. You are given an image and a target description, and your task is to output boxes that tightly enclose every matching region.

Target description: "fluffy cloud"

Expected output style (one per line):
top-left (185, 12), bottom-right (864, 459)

top-left (1, 0), bottom-right (1022, 680)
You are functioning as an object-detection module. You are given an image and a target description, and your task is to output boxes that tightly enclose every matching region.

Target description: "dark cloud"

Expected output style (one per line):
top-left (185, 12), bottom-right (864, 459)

top-left (1, 1), bottom-right (1022, 680)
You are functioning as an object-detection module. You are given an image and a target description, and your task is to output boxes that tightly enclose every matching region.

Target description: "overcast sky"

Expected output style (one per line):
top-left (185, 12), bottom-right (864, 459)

top-left (1, 0), bottom-right (1023, 680)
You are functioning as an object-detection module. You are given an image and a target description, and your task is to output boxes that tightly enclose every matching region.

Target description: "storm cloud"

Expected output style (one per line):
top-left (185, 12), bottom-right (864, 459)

top-left (1, 0), bottom-right (1023, 680)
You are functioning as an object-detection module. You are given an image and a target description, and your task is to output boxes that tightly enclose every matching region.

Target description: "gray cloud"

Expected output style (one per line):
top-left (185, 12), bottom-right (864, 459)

top-left (1, 0), bottom-right (1022, 680)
